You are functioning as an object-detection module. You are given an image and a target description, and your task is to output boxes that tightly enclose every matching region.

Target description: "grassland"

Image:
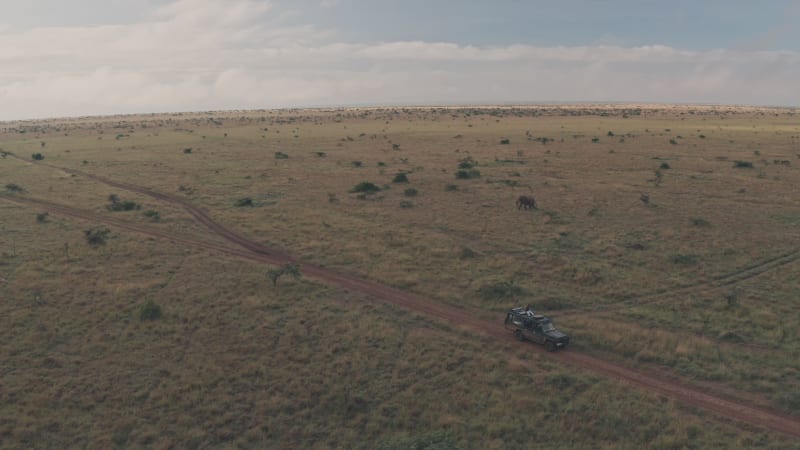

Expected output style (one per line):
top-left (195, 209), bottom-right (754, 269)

top-left (1, 105), bottom-right (799, 448)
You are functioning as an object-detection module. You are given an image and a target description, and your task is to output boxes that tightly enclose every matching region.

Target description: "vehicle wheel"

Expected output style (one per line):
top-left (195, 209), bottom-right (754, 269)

top-left (545, 341), bottom-right (557, 352)
top-left (515, 329), bottom-right (525, 341)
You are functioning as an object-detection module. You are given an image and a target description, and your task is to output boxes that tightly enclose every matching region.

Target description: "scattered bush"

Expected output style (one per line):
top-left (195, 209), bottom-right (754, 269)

top-left (607, 131), bottom-right (614, 136)
top-left (350, 182), bottom-right (381, 194)
top-left (659, 162), bottom-right (671, 169)
top-left (392, 173), bottom-right (409, 183)
top-left (107, 194), bottom-right (141, 211)
top-left (455, 169), bottom-right (481, 179)
top-left (36, 212), bottom-right (49, 223)
top-left (274, 151), bottom-right (289, 159)
top-left (670, 254), bottom-right (698, 265)
top-left (85, 227), bottom-right (111, 246)
top-left (445, 184), bottom-right (459, 191)
top-left (477, 281), bottom-right (526, 301)
top-left (267, 263), bottom-right (301, 287)
top-left (315, 151), bottom-right (327, 157)
top-left (31, 153), bottom-right (44, 160)
top-left (690, 217), bottom-right (710, 227)
top-left (183, 148), bottom-right (192, 154)
top-left (399, 201), bottom-right (413, 208)
top-left (138, 299), bottom-right (162, 321)
top-left (499, 138), bottom-right (510, 145)
top-left (5, 183), bottom-right (24, 193)
top-left (460, 247), bottom-right (476, 259)
top-left (403, 188), bottom-right (418, 197)
top-left (143, 210), bottom-right (161, 221)
top-left (352, 161), bottom-right (363, 167)
top-left (235, 197), bottom-right (254, 207)
top-left (669, 139), bottom-right (678, 145)
top-left (733, 160), bottom-right (753, 168)
top-left (458, 158), bottom-right (476, 169)
top-left (591, 137), bottom-right (600, 143)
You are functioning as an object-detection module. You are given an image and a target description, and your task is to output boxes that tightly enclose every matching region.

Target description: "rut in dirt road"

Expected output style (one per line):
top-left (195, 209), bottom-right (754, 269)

top-left (3, 160), bottom-right (800, 439)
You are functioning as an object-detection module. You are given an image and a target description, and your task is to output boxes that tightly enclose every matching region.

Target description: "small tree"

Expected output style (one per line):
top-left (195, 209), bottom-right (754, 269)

top-left (267, 263), bottom-right (301, 287)
top-left (85, 227), bottom-right (111, 246)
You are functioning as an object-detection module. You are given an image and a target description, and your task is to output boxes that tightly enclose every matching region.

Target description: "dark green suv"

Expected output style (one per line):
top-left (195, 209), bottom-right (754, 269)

top-left (504, 307), bottom-right (570, 351)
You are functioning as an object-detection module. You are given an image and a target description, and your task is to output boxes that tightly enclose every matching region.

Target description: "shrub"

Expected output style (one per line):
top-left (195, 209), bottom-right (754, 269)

top-left (477, 281), bottom-right (526, 300)
top-left (690, 217), bottom-right (709, 227)
top-left (138, 299), bottom-right (162, 321)
top-left (392, 173), bottom-right (409, 183)
top-left (733, 160), bottom-right (753, 168)
top-left (455, 169), bottom-right (481, 179)
top-left (607, 131), bottom-right (614, 136)
top-left (235, 197), bottom-right (254, 207)
top-left (350, 182), bottom-right (381, 194)
top-left (85, 227), bottom-right (110, 246)
top-left (143, 210), bottom-right (161, 221)
top-left (36, 212), bottom-right (49, 223)
top-left (460, 247), bottom-right (476, 259)
top-left (499, 138), bottom-right (510, 145)
top-left (669, 139), bottom-right (678, 145)
top-left (670, 254), bottom-right (698, 265)
top-left (5, 183), bottom-right (24, 193)
top-left (183, 148), bottom-right (192, 154)
top-left (352, 161), bottom-right (363, 167)
top-left (267, 263), bottom-right (301, 287)
top-left (458, 158), bottom-right (476, 169)
top-left (445, 184), bottom-right (458, 191)
top-left (274, 151), bottom-right (289, 159)
top-left (399, 201), bottom-right (413, 208)
top-left (403, 188), bottom-right (418, 197)
top-left (107, 195), bottom-right (141, 211)
top-left (660, 162), bottom-right (671, 169)
top-left (591, 137), bottom-right (600, 143)
top-left (31, 153), bottom-right (44, 160)
top-left (315, 151), bottom-right (327, 157)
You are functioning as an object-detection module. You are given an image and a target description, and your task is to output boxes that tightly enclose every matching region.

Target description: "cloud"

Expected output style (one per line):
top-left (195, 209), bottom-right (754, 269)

top-left (1, 0), bottom-right (799, 120)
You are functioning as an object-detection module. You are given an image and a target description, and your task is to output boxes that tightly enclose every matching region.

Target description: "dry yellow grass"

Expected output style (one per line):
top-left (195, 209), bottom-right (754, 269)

top-left (1, 105), bottom-right (799, 448)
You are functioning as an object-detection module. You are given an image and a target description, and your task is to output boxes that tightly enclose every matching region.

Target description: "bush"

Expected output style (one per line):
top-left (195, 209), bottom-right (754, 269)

top-left (669, 139), bottom-right (678, 145)
top-left (399, 201), bottom-right (413, 208)
top-left (458, 158), bottom-right (476, 169)
top-left (460, 247), bottom-right (476, 258)
top-left (85, 227), bottom-right (111, 246)
top-left (660, 162), bottom-right (671, 169)
top-left (591, 137), bottom-right (600, 143)
top-left (143, 210), bottom-right (161, 221)
top-left (690, 217), bottom-right (709, 227)
top-left (455, 169), bottom-right (481, 179)
top-left (315, 151), bottom-right (327, 157)
top-left (274, 151), bottom-right (289, 159)
top-left (403, 188), bottom-right (418, 197)
top-left (36, 212), bottom-right (49, 223)
top-left (5, 183), bottom-right (24, 193)
top-left (392, 173), bottom-right (409, 183)
top-left (445, 184), bottom-right (458, 191)
top-left (183, 148), bottom-right (192, 154)
top-left (350, 182), bottom-right (381, 194)
top-left (107, 195), bottom-right (141, 211)
top-left (352, 161), bottom-right (363, 167)
top-left (499, 138), bottom-right (510, 145)
top-left (138, 299), bottom-right (162, 321)
top-left (670, 254), bottom-right (698, 265)
top-left (477, 281), bottom-right (526, 300)
top-left (235, 197), bottom-right (254, 207)
top-left (733, 160), bottom-right (753, 168)
top-left (31, 153), bottom-right (44, 160)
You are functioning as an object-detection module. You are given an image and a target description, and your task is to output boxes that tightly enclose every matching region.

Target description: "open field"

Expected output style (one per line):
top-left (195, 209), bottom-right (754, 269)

top-left (2, 104), bottom-right (800, 448)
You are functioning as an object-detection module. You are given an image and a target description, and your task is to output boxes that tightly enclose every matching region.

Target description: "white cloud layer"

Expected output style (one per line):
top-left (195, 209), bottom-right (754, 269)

top-left (1, 0), bottom-right (799, 120)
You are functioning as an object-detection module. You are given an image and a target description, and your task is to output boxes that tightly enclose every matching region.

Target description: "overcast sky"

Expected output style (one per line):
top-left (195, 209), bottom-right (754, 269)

top-left (1, 0), bottom-right (799, 120)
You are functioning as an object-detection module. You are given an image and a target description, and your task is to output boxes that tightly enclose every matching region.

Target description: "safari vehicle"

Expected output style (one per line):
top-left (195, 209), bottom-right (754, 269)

top-left (504, 307), bottom-right (570, 351)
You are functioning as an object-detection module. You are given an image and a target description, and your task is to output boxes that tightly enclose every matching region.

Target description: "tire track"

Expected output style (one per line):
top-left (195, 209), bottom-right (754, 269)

top-left (3, 159), bottom-right (800, 438)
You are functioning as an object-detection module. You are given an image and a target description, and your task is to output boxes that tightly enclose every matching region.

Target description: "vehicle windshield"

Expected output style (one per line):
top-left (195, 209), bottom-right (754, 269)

top-left (541, 321), bottom-right (555, 332)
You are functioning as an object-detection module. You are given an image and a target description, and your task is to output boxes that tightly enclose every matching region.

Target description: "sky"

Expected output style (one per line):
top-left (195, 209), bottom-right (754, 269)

top-left (1, 0), bottom-right (799, 121)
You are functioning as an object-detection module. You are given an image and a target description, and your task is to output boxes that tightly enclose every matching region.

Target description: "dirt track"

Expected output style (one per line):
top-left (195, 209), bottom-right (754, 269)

top-left (2, 158), bottom-right (799, 439)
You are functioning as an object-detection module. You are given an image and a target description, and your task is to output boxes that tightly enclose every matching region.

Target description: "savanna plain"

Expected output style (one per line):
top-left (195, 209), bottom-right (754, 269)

top-left (1, 105), bottom-right (799, 449)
